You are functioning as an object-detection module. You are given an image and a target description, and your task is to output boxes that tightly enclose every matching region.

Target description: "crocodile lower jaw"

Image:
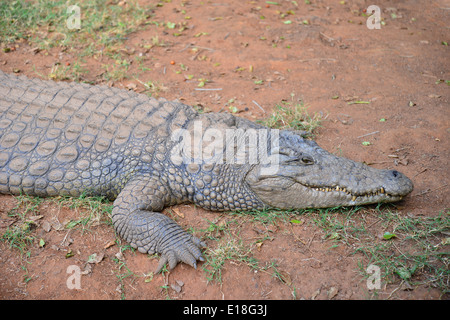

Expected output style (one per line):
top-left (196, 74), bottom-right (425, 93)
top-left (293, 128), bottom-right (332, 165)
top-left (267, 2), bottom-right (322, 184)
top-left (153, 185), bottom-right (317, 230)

top-left (306, 184), bottom-right (403, 205)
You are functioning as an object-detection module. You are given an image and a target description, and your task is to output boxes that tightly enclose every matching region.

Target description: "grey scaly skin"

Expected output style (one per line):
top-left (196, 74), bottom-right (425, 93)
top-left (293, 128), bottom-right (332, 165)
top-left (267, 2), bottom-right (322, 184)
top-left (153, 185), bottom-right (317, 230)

top-left (0, 71), bottom-right (413, 272)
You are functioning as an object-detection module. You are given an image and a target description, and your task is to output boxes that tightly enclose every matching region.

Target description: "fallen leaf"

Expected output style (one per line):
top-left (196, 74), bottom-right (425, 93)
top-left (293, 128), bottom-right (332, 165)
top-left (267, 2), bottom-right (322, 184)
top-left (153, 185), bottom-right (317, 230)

top-left (65, 249), bottom-right (74, 258)
top-left (383, 231), bottom-right (396, 240)
top-left (0, 218), bottom-right (16, 228)
top-left (327, 286), bottom-right (339, 299)
top-left (87, 252), bottom-right (105, 264)
top-left (311, 288), bottom-right (321, 300)
top-left (125, 83), bottom-right (137, 91)
top-left (172, 207), bottom-right (185, 218)
top-left (171, 283), bottom-right (182, 293)
top-left (441, 237), bottom-right (450, 246)
top-left (115, 251), bottom-right (124, 261)
top-left (328, 232), bottom-right (341, 240)
top-left (28, 215), bottom-right (44, 222)
top-left (104, 240), bottom-right (116, 249)
top-left (277, 270), bottom-right (292, 286)
top-left (39, 238), bottom-right (46, 248)
top-left (42, 220), bottom-right (51, 232)
top-left (256, 242), bottom-right (264, 251)
top-left (82, 263), bottom-right (92, 275)
top-left (396, 267), bottom-right (411, 280)
top-left (144, 272), bottom-right (154, 283)
top-left (176, 280), bottom-right (184, 287)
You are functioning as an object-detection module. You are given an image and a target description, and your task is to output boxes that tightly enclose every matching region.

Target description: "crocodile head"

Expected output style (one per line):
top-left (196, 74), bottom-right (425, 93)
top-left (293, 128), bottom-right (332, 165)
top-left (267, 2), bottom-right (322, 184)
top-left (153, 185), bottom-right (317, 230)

top-left (245, 131), bottom-right (414, 209)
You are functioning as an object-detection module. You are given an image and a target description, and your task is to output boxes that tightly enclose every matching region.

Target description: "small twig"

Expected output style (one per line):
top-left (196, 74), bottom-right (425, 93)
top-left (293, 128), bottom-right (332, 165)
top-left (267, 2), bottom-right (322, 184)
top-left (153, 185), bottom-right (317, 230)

top-left (367, 217), bottom-right (383, 229)
top-left (180, 44), bottom-right (216, 52)
top-left (394, 146), bottom-right (410, 152)
top-left (412, 184), bottom-right (448, 197)
top-left (298, 58), bottom-right (337, 62)
top-left (194, 88), bottom-right (222, 91)
top-left (319, 32), bottom-right (335, 41)
top-left (60, 229), bottom-right (72, 246)
top-left (413, 168), bottom-right (427, 179)
top-left (357, 131), bottom-right (379, 139)
top-left (387, 280), bottom-right (404, 300)
top-left (366, 161), bottom-right (391, 165)
top-left (252, 100), bottom-right (266, 113)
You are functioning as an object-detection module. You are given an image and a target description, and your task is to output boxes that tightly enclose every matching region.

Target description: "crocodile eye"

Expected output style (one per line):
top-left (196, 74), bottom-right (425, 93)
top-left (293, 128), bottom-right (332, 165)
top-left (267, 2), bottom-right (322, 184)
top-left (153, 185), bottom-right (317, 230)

top-left (301, 155), bottom-right (314, 165)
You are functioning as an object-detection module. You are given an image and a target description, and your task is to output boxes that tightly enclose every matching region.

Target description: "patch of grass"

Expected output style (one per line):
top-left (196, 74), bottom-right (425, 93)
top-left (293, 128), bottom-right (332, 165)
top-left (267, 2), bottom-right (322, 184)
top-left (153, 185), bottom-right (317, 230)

top-left (355, 209), bottom-right (449, 296)
top-left (231, 208), bottom-right (296, 225)
top-left (202, 232), bottom-right (258, 283)
top-left (0, 0), bottom-right (153, 81)
top-left (1, 0), bottom-right (150, 48)
top-left (259, 99), bottom-right (322, 135)
top-left (137, 79), bottom-right (168, 97)
top-left (1, 221), bottom-right (35, 256)
top-left (47, 61), bottom-right (89, 81)
top-left (54, 194), bottom-right (113, 231)
top-left (298, 204), bottom-right (449, 297)
top-left (305, 206), bottom-right (368, 247)
top-left (7, 194), bottom-right (44, 219)
top-left (227, 204), bottom-right (449, 297)
top-left (1, 195), bottom-right (44, 258)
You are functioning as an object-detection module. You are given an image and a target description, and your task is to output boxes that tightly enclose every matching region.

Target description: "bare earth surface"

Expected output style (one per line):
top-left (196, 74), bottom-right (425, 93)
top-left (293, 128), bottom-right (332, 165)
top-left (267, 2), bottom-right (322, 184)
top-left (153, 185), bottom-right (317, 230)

top-left (0, 0), bottom-right (449, 300)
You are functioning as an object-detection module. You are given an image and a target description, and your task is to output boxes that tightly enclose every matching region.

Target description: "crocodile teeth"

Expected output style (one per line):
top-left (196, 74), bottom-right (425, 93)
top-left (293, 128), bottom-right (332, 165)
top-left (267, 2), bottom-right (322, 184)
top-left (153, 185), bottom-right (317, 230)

top-left (310, 185), bottom-right (388, 199)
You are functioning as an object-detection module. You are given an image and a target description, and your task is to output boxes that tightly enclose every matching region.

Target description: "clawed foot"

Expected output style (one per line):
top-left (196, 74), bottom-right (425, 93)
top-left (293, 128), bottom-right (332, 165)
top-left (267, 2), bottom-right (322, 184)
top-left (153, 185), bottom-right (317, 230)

top-left (155, 234), bottom-right (206, 273)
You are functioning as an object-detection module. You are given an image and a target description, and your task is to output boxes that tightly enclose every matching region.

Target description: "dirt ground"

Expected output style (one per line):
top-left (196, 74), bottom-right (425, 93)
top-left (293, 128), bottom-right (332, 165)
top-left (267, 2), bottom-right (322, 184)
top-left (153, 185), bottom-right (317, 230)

top-left (0, 0), bottom-right (449, 300)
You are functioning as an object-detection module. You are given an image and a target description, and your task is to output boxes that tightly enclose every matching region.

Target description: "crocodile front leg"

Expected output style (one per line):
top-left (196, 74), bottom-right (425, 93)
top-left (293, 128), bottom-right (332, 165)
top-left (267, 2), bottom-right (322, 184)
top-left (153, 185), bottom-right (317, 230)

top-left (111, 175), bottom-right (205, 272)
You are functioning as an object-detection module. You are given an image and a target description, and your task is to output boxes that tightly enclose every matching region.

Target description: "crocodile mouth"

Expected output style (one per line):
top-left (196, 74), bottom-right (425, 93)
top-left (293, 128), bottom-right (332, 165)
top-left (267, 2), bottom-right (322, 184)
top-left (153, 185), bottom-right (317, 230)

top-left (304, 184), bottom-right (403, 204)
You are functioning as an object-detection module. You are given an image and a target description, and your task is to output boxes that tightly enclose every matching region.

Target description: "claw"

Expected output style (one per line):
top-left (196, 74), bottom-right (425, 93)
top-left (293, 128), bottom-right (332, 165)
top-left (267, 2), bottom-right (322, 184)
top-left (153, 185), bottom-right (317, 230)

top-left (155, 255), bottom-right (168, 274)
top-left (152, 233), bottom-right (206, 273)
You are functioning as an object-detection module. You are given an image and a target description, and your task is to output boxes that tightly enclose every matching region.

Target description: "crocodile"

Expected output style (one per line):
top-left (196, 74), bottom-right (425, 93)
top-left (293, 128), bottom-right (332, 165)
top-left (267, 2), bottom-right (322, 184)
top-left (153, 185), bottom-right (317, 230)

top-left (0, 71), bottom-right (413, 272)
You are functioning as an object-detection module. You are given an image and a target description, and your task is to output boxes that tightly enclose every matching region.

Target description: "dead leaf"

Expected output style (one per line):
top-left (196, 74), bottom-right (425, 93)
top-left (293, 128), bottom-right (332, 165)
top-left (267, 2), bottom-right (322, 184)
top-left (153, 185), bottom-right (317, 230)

top-left (311, 288), bottom-right (321, 300)
top-left (30, 47), bottom-right (41, 54)
top-left (172, 207), bottom-right (185, 218)
top-left (104, 240), bottom-right (116, 249)
top-left (328, 286), bottom-right (339, 299)
top-left (176, 280), bottom-right (184, 287)
top-left (65, 249), bottom-right (74, 258)
top-left (87, 252), bottom-right (105, 264)
top-left (82, 263), bottom-right (92, 275)
top-left (50, 218), bottom-right (64, 231)
top-left (171, 283), bottom-right (182, 293)
top-left (27, 215), bottom-right (44, 222)
top-left (125, 83), bottom-right (137, 91)
top-left (0, 218), bottom-right (16, 228)
top-left (115, 251), bottom-right (124, 261)
top-left (42, 220), bottom-right (51, 232)
top-left (277, 270), bottom-right (292, 286)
